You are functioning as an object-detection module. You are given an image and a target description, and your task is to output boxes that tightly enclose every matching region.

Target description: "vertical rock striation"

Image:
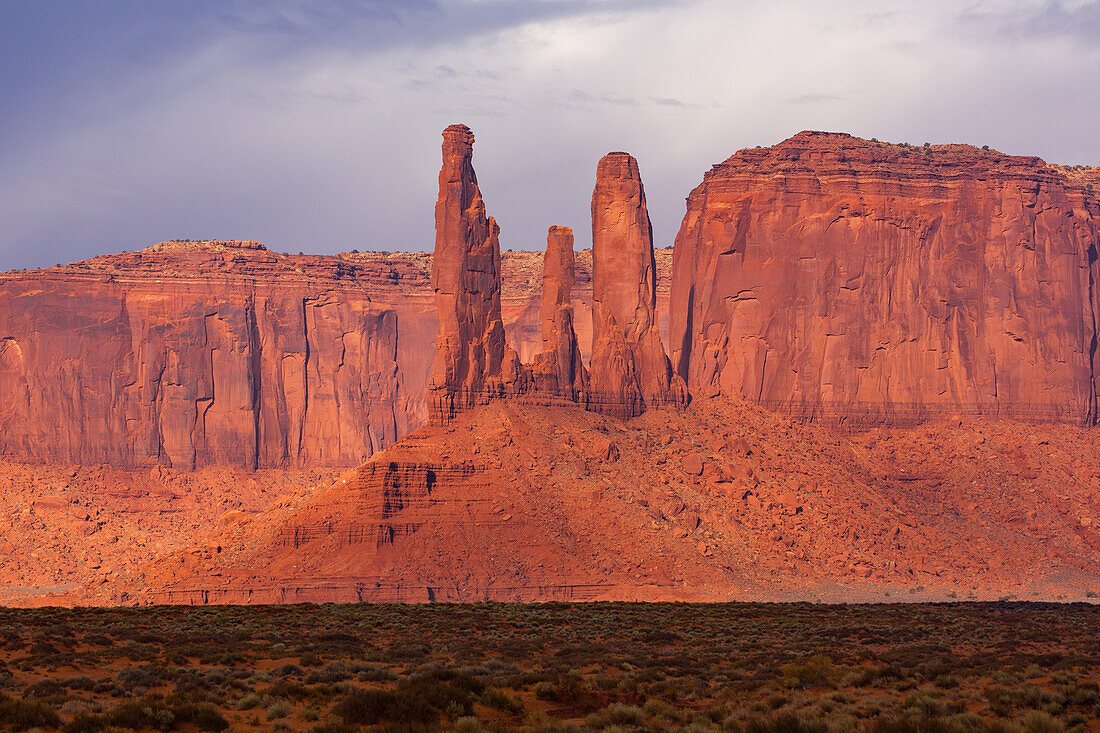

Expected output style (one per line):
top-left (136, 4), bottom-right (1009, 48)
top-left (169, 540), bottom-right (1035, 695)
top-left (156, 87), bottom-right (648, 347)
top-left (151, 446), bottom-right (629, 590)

top-left (429, 124), bottom-right (519, 423)
top-left (0, 242), bottom-right (404, 469)
top-left (588, 153), bottom-right (688, 418)
top-left (670, 132), bottom-right (1100, 424)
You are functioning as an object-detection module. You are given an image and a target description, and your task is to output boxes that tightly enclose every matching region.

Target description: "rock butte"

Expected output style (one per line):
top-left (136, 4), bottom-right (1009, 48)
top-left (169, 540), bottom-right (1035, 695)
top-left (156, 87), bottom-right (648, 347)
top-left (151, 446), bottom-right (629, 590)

top-left (527, 226), bottom-right (588, 401)
top-left (0, 241), bottom-right (666, 468)
top-left (3, 128), bottom-right (1100, 605)
top-left (671, 131), bottom-right (1100, 424)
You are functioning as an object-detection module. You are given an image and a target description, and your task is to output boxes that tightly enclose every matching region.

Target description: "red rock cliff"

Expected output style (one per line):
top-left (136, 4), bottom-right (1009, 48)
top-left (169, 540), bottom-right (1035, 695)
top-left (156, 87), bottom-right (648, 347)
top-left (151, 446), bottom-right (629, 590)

top-left (0, 242), bottom-right (673, 469)
top-left (589, 153), bottom-right (687, 418)
top-left (0, 241), bottom-right (407, 469)
top-left (670, 132), bottom-right (1100, 424)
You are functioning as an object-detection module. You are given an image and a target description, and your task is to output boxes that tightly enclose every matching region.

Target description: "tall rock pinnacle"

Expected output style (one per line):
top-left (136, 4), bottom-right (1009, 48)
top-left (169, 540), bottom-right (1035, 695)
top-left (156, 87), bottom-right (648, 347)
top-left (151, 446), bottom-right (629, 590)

top-left (588, 152), bottom-right (688, 418)
top-left (429, 124), bottom-right (516, 423)
top-left (529, 226), bottom-right (588, 400)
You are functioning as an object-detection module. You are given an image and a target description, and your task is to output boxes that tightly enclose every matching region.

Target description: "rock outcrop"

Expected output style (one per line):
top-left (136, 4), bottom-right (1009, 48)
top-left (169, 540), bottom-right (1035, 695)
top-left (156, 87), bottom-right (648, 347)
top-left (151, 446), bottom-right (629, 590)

top-left (0, 241), bottom-right (405, 469)
top-left (670, 132), bottom-right (1100, 425)
top-left (429, 124), bottom-right (519, 424)
top-left (0, 243), bottom-right (675, 469)
top-left (527, 226), bottom-right (588, 400)
top-left (589, 152), bottom-right (687, 418)
top-left (87, 396), bottom-right (1100, 606)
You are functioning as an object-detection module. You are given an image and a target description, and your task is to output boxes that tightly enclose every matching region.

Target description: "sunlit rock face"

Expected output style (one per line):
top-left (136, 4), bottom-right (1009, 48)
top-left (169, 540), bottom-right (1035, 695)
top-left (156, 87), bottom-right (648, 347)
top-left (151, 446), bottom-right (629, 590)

top-left (670, 131), bottom-right (1100, 425)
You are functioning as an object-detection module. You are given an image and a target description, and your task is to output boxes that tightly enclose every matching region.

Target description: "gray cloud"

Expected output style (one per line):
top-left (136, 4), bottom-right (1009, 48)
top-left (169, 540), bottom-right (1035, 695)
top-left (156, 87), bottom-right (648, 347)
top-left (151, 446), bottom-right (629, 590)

top-left (0, 0), bottom-right (1097, 271)
top-left (957, 0), bottom-right (1100, 45)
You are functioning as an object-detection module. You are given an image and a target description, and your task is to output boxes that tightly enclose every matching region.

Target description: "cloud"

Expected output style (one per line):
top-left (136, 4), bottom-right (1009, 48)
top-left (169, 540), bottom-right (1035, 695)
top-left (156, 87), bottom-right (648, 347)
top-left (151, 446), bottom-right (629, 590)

top-left (957, 0), bottom-right (1100, 45)
top-left (0, 0), bottom-right (1097, 270)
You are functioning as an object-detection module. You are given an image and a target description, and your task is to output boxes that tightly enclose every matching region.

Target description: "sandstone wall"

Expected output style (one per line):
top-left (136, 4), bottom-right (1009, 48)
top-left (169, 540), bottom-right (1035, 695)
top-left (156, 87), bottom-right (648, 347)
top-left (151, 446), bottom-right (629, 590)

top-left (0, 241), bottom-right (672, 468)
top-left (670, 132), bottom-right (1100, 425)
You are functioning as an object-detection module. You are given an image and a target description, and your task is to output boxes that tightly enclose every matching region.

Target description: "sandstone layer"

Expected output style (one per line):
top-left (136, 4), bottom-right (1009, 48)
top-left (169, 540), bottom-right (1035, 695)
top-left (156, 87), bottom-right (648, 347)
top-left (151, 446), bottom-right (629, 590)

top-left (81, 396), bottom-right (1100, 606)
top-left (589, 153), bottom-right (687, 418)
top-left (671, 132), bottom-right (1100, 425)
top-left (0, 243), bottom-right (673, 469)
top-left (429, 125), bottom-right (518, 424)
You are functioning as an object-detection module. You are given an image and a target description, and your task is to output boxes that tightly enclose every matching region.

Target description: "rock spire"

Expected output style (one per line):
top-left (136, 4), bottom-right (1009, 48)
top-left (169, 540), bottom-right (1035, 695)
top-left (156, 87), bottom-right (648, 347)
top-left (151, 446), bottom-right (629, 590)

top-left (588, 152), bottom-right (688, 418)
top-left (428, 124), bottom-right (518, 423)
top-left (529, 226), bottom-right (588, 400)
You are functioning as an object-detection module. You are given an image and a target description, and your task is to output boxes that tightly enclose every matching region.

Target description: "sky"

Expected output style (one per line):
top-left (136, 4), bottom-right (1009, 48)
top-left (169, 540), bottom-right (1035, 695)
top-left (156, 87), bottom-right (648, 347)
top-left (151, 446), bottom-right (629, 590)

top-left (1, 0), bottom-right (1099, 269)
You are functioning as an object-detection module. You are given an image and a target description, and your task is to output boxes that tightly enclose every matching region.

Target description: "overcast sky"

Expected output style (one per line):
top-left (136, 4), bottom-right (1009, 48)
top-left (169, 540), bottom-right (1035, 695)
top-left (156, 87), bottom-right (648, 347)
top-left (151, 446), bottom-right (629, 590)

top-left (1, 0), bottom-right (1098, 269)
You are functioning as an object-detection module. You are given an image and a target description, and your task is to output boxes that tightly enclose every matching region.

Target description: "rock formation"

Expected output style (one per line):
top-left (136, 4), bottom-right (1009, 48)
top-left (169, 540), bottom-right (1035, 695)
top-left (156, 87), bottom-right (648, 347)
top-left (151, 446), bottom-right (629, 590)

top-left (0, 242), bottom-right (674, 470)
top-left (429, 124), bottom-right (519, 424)
top-left (589, 152), bottom-right (687, 418)
top-left (670, 132), bottom-right (1100, 425)
top-left (0, 241), bottom-right (405, 469)
top-left (527, 226), bottom-right (588, 400)
top-left (84, 396), bottom-right (1100, 606)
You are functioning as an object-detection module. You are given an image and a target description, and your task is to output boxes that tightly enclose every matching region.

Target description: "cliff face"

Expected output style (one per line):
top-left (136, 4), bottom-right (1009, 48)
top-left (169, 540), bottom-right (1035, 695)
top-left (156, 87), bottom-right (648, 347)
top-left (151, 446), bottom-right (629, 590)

top-left (0, 242), bottom-right (672, 469)
top-left (0, 242), bottom-right (411, 469)
top-left (670, 132), bottom-right (1100, 424)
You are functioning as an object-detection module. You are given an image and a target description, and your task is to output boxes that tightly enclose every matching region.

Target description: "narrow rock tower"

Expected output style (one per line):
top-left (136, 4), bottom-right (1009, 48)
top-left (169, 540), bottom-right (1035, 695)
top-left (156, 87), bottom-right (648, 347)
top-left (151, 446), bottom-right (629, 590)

top-left (529, 226), bottom-right (588, 400)
top-left (588, 152), bottom-right (687, 418)
top-left (428, 124), bottom-right (517, 423)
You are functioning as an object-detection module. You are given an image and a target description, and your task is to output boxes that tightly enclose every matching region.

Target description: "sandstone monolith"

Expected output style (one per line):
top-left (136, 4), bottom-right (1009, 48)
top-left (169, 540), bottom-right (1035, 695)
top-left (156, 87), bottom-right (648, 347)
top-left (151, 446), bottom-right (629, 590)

top-left (429, 124), bottom-right (519, 423)
top-left (528, 226), bottom-right (588, 400)
top-left (588, 153), bottom-right (687, 418)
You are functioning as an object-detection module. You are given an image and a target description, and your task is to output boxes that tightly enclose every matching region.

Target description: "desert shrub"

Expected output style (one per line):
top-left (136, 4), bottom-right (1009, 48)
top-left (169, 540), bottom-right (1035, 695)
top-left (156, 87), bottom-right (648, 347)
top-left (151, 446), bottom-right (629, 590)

top-left (586, 702), bottom-right (646, 729)
top-left (1018, 711), bottom-right (1064, 733)
top-left (91, 697), bottom-right (227, 732)
top-left (356, 664), bottom-right (396, 682)
top-left (480, 687), bottom-right (524, 714)
top-left (237, 692), bottom-right (261, 710)
top-left (335, 671), bottom-right (481, 726)
top-left (267, 680), bottom-right (310, 700)
top-left (116, 666), bottom-right (161, 692)
top-left (744, 711), bottom-right (829, 733)
top-left (0, 694), bottom-right (62, 731)
top-left (306, 661), bottom-right (353, 684)
top-left (454, 716), bottom-right (485, 733)
top-left (273, 663), bottom-right (303, 677)
top-left (334, 688), bottom-right (398, 725)
top-left (172, 702), bottom-right (228, 731)
top-left (23, 678), bottom-right (66, 698)
top-left (299, 652), bottom-right (323, 667)
top-left (64, 676), bottom-right (96, 692)
top-left (535, 672), bottom-right (584, 702)
top-left (105, 699), bottom-right (176, 729)
top-left (266, 699), bottom-right (292, 720)
top-left (782, 655), bottom-right (837, 688)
